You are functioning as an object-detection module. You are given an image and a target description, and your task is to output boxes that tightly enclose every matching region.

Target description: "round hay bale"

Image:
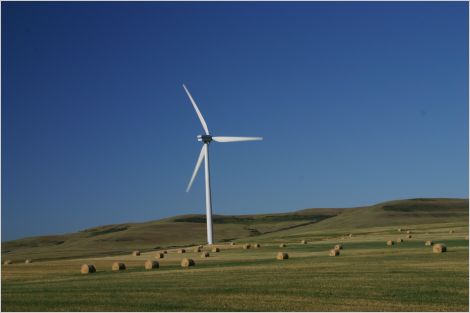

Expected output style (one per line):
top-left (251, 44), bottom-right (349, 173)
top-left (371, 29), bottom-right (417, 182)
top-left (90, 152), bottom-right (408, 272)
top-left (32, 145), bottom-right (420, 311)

top-left (425, 240), bottom-right (433, 246)
top-left (406, 230), bottom-right (411, 234)
top-left (398, 228), bottom-right (402, 232)
top-left (181, 258), bottom-right (195, 268)
top-left (211, 247), bottom-right (220, 253)
top-left (243, 244), bottom-right (251, 249)
top-left (279, 243), bottom-right (286, 248)
top-left (132, 250), bottom-right (141, 256)
top-left (24, 259), bottom-right (32, 264)
top-left (349, 234), bottom-right (353, 238)
top-left (397, 238), bottom-right (403, 243)
top-left (253, 243), bottom-right (261, 248)
top-left (163, 250), bottom-right (168, 254)
top-left (194, 247), bottom-right (202, 253)
top-left (433, 243), bottom-right (447, 253)
top-left (387, 240), bottom-right (395, 246)
top-left (155, 253), bottom-right (164, 259)
top-left (276, 252), bottom-right (288, 260)
top-left (230, 242), bottom-right (235, 246)
top-left (449, 230), bottom-right (454, 234)
top-left (178, 249), bottom-right (186, 254)
top-left (201, 252), bottom-right (210, 258)
top-left (301, 240), bottom-right (307, 244)
top-left (329, 249), bottom-right (340, 256)
top-left (81, 264), bottom-right (96, 274)
top-left (334, 244), bottom-right (343, 250)
top-left (112, 262), bottom-right (126, 271)
top-left (407, 235), bottom-right (412, 239)
top-left (145, 260), bottom-right (159, 270)
top-left (3, 260), bottom-right (12, 265)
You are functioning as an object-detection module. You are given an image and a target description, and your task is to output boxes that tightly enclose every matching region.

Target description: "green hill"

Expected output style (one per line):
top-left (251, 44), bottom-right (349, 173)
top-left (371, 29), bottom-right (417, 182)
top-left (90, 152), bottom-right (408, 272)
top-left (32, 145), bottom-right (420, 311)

top-left (2, 198), bottom-right (467, 262)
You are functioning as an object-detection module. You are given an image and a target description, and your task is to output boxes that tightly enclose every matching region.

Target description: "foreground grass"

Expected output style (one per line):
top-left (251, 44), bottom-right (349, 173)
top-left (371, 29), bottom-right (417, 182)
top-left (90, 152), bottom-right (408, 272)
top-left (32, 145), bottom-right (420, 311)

top-left (2, 225), bottom-right (468, 312)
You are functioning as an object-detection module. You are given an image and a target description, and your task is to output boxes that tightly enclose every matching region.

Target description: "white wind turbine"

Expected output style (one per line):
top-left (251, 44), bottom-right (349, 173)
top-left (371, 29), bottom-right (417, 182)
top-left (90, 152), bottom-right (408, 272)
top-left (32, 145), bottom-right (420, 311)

top-left (183, 84), bottom-right (262, 245)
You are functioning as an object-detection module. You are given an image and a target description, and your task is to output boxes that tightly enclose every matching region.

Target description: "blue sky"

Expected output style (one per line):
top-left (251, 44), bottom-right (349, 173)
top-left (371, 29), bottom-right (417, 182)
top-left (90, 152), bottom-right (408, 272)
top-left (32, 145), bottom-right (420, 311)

top-left (2, 2), bottom-right (468, 241)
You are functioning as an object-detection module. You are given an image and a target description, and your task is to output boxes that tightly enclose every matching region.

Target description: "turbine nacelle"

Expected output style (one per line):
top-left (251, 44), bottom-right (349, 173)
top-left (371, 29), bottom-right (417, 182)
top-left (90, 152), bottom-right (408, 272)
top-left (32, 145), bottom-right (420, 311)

top-left (197, 134), bottom-right (213, 143)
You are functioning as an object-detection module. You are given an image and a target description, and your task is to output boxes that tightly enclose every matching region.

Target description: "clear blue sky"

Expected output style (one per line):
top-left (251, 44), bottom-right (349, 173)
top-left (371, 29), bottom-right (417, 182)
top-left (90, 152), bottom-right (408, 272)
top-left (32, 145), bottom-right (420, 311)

top-left (2, 2), bottom-right (468, 241)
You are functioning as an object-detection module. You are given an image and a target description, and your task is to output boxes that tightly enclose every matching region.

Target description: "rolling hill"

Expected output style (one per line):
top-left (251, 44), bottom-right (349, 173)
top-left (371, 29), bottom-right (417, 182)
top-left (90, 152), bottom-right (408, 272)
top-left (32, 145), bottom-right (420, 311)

top-left (2, 198), bottom-right (468, 262)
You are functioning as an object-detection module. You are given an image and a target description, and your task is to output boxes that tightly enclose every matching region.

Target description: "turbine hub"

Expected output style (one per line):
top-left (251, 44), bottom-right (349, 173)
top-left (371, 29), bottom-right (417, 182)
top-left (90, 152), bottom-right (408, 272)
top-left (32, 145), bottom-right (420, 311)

top-left (197, 135), bottom-right (212, 143)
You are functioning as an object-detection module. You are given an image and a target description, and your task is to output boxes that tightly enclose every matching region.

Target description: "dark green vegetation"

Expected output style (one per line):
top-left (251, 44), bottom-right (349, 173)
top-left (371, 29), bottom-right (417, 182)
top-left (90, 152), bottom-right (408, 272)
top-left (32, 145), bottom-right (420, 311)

top-left (2, 198), bottom-right (469, 311)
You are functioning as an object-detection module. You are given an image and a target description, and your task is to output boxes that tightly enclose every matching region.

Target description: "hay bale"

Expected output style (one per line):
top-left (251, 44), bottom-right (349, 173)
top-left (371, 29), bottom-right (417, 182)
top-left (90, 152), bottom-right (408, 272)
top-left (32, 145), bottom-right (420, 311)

top-left (81, 264), bottom-right (96, 274)
top-left (334, 244), bottom-right (343, 250)
top-left (181, 258), bottom-right (195, 268)
top-left (155, 253), bottom-right (164, 259)
top-left (112, 262), bottom-right (126, 271)
top-left (178, 249), bottom-right (186, 254)
top-left (407, 235), bottom-right (412, 239)
top-left (3, 260), bottom-right (12, 265)
top-left (387, 240), bottom-right (395, 246)
top-left (145, 260), bottom-right (159, 270)
top-left (211, 247), bottom-right (220, 253)
top-left (398, 228), bottom-right (402, 232)
top-left (425, 240), bottom-right (433, 246)
top-left (279, 243), bottom-right (286, 248)
top-left (449, 230), bottom-right (454, 234)
top-left (243, 244), bottom-right (251, 249)
top-left (194, 247), bottom-right (202, 253)
top-left (349, 234), bottom-right (353, 238)
top-left (433, 243), bottom-right (447, 253)
top-left (406, 230), bottom-right (411, 234)
top-left (253, 243), bottom-right (261, 248)
top-left (201, 252), bottom-right (210, 258)
top-left (301, 240), bottom-right (307, 244)
top-left (276, 252), bottom-right (288, 260)
top-left (230, 242), bottom-right (235, 246)
top-left (397, 238), bottom-right (403, 243)
top-left (132, 250), bottom-right (141, 256)
top-left (24, 259), bottom-right (32, 264)
top-left (329, 249), bottom-right (340, 256)
top-left (163, 250), bottom-right (168, 254)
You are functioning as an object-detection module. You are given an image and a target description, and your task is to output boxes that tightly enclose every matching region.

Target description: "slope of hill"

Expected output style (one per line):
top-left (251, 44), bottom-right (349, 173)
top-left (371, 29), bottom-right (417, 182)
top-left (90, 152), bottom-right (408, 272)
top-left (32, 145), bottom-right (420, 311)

top-left (2, 208), bottom-right (341, 261)
top-left (2, 198), bottom-right (467, 262)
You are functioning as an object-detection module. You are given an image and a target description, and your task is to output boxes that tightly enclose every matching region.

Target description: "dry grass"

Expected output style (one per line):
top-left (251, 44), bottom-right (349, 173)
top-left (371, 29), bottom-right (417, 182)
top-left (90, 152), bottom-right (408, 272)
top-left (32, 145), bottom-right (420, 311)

top-left (144, 260), bottom-right (159, 270)
top-left (329, 249), bottom-right (340, 256)
top-left (433, 244), bottom-right (447, 253)
top-left (112, 262), bottom-right (126, 271)
top-left (181, 258), bottom-right (195, 268)
top-left (80, 264), bottom-right (96, 274)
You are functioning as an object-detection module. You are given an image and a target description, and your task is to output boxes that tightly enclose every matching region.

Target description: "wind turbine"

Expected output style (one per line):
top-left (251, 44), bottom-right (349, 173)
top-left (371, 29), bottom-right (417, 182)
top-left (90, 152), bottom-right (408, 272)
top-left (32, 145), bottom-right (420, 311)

top-left (183, 84), bottom-right (262, 245)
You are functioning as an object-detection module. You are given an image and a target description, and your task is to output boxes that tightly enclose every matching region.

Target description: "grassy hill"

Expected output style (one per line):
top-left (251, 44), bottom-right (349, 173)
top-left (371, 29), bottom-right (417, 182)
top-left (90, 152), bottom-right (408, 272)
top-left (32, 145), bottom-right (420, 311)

top-left (2, 198), bottom-right (467, 262)
top-left (2, 197), bottom-right (468, 311)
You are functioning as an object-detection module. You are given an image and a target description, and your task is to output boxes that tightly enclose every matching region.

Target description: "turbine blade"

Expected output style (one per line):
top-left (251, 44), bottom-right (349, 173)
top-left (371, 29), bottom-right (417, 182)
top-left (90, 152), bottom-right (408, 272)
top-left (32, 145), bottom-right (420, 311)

top-left (183, 84), bottom-right (210, 135)
top-left (212, 136), bottom-right (263, 143)
top-left (186, 145), bottom-right (206, 192)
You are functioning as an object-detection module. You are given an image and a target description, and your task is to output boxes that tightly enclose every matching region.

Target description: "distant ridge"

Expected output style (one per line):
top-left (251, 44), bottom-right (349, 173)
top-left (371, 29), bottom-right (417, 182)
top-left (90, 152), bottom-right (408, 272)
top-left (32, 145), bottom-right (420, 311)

top-left (2, 198), bottom-right (467, 262)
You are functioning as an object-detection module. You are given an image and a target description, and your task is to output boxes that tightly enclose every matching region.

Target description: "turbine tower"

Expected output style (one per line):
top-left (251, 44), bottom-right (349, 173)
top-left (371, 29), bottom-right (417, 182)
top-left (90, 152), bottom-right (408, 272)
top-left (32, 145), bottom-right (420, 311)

top-left (183, 84), bottom-right (262, 245)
